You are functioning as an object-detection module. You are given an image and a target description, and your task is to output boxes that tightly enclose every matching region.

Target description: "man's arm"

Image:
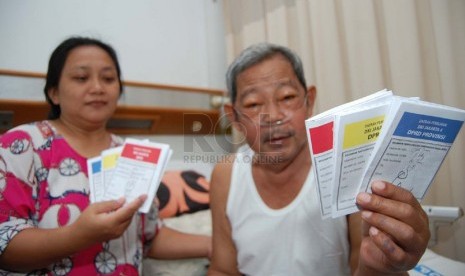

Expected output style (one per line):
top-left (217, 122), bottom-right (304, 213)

top-left (147, 225), bottom-right (211, 259)
top-left (348, 213), bottom-right (362, 274)
top-left (207, 161), bottom-right (241, 276)
top-left (353, 181), bottom-right (430, 275)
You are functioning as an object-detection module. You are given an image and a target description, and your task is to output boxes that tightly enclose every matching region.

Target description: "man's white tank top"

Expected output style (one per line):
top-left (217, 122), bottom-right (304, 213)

top-left (226, 149), bottom-right (351, 276)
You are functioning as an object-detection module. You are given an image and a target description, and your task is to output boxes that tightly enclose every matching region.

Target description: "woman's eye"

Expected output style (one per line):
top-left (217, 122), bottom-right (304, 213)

top-left (103, 76), bottom-right (116, 83)
top-left (73, 76), bottom-right (87, 82)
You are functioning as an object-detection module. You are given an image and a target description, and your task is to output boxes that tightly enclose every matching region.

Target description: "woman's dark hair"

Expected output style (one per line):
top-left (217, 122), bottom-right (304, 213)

top-left (43, 36), bottom-right (123, 119)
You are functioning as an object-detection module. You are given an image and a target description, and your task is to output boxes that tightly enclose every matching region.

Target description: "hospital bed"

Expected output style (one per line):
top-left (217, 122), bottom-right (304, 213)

top-left (2, 70), bottom-right (464, 275)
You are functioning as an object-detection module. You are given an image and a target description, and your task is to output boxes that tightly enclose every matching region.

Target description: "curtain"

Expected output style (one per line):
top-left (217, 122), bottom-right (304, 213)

top-left (223, 0), bottom-right (465, 262)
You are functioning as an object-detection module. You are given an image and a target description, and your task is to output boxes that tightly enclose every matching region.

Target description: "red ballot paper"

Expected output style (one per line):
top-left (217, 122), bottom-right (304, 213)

top-left (97, 138), bottom-right (172, 213)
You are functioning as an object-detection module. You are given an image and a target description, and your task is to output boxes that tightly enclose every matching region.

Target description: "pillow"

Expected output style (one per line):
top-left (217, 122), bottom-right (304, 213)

top-left (157, 170), bottom-right (210, 218)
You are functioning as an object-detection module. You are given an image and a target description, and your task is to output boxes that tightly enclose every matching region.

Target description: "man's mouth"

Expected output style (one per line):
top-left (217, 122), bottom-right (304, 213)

top-left (262, 129), bottom-right (294, 144)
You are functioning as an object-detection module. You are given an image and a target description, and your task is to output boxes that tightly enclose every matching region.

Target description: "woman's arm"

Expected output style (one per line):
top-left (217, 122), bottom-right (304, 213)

top-left (0, 196), bottom-right (145, 272)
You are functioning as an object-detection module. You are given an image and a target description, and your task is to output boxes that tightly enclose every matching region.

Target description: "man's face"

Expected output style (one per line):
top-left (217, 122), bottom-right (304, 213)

top-left (229, 54), bottom-right (316, 163)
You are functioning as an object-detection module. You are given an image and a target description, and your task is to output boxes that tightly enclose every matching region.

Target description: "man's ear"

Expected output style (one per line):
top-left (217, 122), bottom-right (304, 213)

top-left (305, 85), bottom-right (317, 117)
top-left (47, 88), bottom-right (60, 105)
top-left (223, 103), bottom-right (243, 133)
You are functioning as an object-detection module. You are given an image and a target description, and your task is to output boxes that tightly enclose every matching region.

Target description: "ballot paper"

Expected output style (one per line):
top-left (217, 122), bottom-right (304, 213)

top-left (305, 89), bottom-right (393, 218)
top-left (88, 138), bottom-right (172, 213)
top-left (306, 90), bottom-right (465, 218)
top-left (100, 146), bottom-right (123, 201)
top-left (354, 97), bottom-right (465, 212)
top-left (87, 156), bottom-right (103, 203)
top-left (331, 100), bottom-right (392, 217)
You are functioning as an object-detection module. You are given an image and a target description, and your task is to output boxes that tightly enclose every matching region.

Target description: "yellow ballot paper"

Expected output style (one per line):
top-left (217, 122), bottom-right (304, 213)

top-left (100, 146), bottom-right (122, 202)
top-left (331, 102), bottom-right (391, 217)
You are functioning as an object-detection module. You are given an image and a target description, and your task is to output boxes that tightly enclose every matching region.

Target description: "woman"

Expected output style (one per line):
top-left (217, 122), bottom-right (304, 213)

top-left (0, 37), bottom-right (210, 275)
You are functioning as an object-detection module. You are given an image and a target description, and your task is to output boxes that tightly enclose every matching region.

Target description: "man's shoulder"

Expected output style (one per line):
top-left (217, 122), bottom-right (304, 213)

top-left (213, 153), bottom-right (236, 175)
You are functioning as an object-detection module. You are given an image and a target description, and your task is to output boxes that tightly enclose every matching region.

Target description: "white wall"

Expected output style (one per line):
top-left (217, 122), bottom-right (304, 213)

top-left (0, 0), bottom-right (232, 160)
top-left (0, 0), bottom-right (227, 89)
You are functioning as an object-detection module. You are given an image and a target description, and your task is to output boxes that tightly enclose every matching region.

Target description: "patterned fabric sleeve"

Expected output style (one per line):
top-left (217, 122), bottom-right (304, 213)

top-left (0, 126), bottom-right (40, 255)
top-left (141, 200), bottom-right (164, 256)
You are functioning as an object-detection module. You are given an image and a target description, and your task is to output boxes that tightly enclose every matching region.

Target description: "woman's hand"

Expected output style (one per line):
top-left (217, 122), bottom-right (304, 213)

top-left (72, 195), bottom-right (147, 246)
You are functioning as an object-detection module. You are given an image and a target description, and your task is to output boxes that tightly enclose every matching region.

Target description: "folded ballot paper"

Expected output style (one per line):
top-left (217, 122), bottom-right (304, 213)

top-left (87, 138), bottom-right (172, 213)
top-left (306, 89), bottom-right (465, 218)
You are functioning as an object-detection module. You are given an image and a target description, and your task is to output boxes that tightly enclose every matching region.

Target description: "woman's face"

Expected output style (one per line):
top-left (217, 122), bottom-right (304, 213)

top-left (48, 45), bottom-right (120, 128)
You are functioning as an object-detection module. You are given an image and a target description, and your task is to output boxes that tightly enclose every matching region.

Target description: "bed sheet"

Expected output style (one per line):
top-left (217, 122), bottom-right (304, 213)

top-left (410, 248), bottom-right (465, 276)
top-left (143, 209), bottom-right (211, 276)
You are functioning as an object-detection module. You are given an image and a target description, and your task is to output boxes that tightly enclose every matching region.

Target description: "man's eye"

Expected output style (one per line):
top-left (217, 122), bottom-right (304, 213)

top-left (282, 94), bottom-right (296, 101)
top-left (244, 102), bottom-right (261, 109)
top-left (279, 95), bottom-right (300, 106)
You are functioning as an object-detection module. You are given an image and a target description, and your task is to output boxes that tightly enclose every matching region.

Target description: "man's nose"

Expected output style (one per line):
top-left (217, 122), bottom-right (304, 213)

top-left (260, 100), bottom-right (286, 123)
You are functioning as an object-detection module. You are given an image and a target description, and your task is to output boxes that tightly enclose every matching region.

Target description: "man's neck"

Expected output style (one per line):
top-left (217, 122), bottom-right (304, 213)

top-left (254, 144), bottom-right (311, 177)
top-left (251, 147), bottom-right (312, 209)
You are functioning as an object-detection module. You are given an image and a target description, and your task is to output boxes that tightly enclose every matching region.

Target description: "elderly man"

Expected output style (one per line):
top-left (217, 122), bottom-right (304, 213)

top-left (208, 42), bottom-right (429, 276)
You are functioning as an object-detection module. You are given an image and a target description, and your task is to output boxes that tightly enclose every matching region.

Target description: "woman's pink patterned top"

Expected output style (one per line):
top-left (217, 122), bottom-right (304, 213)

top-left (0, 121), bottom-right (159, 275)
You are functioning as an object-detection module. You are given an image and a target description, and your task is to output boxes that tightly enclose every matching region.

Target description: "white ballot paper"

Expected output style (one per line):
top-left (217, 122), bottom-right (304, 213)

top-left (305, 89), bottom-right (393, 218)
top-left (106, 138), bottom-right (172, 213)
top-left (331, 100), bottom-right (392, 218)
top-left (354, 97), bottom-right (465, 210)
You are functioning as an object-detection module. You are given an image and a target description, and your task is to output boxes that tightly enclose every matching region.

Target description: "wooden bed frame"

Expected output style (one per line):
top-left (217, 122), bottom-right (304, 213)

top-left (0, 70), bottom-right (226, 135)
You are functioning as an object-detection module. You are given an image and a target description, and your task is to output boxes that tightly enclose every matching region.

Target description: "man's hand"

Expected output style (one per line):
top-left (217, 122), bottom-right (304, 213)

top-left (355, 181), bottom-right (430, 275)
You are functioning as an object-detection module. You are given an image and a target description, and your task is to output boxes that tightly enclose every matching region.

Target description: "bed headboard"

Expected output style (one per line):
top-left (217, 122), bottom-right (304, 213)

top-left (0, 69), bottom-right (228, 135)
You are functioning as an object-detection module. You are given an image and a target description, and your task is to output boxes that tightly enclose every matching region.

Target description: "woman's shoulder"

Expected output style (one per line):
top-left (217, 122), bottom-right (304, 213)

top-left (1, 121), bottom-right (55, 141)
